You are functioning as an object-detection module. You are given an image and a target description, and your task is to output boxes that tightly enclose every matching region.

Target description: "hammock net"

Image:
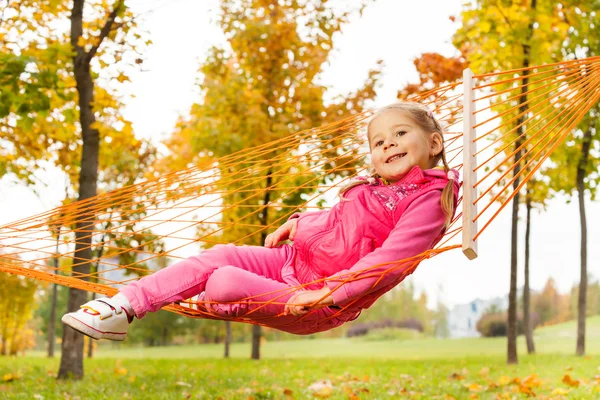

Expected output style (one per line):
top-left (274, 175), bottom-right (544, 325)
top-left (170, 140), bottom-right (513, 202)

top-left (1, 56), bottom-right (600, 328)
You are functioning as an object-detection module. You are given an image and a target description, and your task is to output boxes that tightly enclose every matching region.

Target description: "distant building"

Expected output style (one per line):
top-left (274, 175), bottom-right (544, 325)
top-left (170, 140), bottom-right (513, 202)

top-left (447, 296), bottom-right (508, 338)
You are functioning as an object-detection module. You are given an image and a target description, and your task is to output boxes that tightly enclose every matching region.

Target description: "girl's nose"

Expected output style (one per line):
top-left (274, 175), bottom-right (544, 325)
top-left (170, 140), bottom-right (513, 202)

top-left (384, 141), bottom-right (397, 151)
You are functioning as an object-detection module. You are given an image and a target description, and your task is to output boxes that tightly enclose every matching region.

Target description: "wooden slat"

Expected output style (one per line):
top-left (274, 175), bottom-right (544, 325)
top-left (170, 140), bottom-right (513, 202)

top-left (462, 68), bottom-right (478, 260)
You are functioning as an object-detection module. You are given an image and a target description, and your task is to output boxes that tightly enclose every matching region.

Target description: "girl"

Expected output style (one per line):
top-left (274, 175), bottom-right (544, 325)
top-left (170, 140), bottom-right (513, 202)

top-left (62, 102), bottom-right (460, 341)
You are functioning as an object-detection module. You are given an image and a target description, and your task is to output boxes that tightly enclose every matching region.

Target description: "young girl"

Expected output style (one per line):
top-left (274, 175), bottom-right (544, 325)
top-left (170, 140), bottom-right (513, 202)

top-left (62, 102), bottom-right (460, 340)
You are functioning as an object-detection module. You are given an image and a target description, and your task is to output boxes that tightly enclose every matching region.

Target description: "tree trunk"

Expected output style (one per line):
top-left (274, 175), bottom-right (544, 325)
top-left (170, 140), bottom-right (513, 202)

top-left (57, 0), bottom-right (122, 379)
top-left (523, 194), bottom-right (535, 354)
top-left (251, 324), bottom-right (261, 360)
top-left (224, 321), bottom-right (232, 358)
top-left (161, 327), bottom-right (167, 346)
top-left (58, 0), bottom-right (99, 380)
top-left (508, 0), bottom-right (537, 365)
top-left (576, 127), bottom-right (592, 356)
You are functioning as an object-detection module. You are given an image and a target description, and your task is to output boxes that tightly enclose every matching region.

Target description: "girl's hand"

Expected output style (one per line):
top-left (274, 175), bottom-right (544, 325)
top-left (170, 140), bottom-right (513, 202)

top-left (264, 219), bottom-right (298, 248)
top-left (284, 287), bottom-right (334, 316)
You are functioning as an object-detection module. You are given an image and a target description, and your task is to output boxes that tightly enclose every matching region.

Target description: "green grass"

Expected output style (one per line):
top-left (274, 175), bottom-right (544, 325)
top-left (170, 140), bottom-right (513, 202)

top-left (2, 317), bottom-right (600, 399)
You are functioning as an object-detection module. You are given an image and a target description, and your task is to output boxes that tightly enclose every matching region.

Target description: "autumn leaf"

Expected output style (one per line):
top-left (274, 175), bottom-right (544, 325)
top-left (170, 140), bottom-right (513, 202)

top-left (522, 374), bottom-right (542, 388)
top-left (478, 367), bottom-right (490, 377)
top-left (2, 374), bottom-right (19, 382)
top-left (465, 383), bottom-right (484, 393)
top-left (448, 372), bottom-right (465, 381)
top-left (562, 374), bottom-right (580, 387)
top-left (551, 388), bottom-right (570, 395)
top-left (114, 360), bottom-right (127, 376)
top-left (307, 380), bottom-right (333, 398)
top-left (518, 384), bottom-right (536, 397)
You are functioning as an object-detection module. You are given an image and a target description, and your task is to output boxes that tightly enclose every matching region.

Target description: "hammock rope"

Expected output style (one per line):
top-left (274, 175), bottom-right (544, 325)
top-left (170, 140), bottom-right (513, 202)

top-left (1, 56), bottom-right (600, 329)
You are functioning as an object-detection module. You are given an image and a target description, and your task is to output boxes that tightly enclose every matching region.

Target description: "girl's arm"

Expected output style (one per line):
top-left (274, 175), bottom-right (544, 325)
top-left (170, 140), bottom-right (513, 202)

top-left (323, 190), bottom-right (447, 306)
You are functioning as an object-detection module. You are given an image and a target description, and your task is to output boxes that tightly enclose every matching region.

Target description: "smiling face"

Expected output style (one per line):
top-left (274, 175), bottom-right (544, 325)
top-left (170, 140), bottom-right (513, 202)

top-left (368, 108), bottom-right (443, 184)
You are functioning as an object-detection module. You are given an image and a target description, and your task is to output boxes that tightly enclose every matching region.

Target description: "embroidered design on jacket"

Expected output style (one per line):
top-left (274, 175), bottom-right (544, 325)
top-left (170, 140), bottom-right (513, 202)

top-left (371, 183), bottom-right (420, 211)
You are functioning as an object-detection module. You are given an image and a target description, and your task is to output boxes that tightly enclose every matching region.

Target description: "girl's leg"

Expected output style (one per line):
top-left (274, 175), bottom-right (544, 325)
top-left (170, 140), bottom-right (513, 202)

top-left (120, 243), bottom-right (294, 318)
top-left (204, 266), bottom-right (344, 335)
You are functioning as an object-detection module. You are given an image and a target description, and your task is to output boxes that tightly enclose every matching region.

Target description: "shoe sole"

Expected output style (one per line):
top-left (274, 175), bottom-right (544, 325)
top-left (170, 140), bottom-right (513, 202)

top-left (61, 314), bottom-right (127, 341)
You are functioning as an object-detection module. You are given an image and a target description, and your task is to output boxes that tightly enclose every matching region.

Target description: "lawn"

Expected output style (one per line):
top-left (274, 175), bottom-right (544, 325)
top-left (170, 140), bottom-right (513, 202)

top-left (2, 317), bottom-right (600, 399)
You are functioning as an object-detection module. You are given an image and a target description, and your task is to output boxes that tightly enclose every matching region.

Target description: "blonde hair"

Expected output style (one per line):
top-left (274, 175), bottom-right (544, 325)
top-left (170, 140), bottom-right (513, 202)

top-left (340, 102), bottom-right (456, 229)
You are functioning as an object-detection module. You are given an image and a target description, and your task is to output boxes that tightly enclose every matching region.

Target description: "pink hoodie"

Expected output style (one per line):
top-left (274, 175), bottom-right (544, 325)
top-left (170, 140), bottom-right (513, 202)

top-left (283, 165), bottom-right (460, 314)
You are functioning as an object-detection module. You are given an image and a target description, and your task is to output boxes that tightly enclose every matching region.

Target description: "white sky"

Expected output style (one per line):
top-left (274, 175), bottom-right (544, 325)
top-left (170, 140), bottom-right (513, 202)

top-left (1, 0), bottom-right (598, 308)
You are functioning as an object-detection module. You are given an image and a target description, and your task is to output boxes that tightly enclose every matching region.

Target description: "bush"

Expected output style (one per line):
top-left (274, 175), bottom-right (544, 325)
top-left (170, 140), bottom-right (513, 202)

top-left (476, 312), bottom-right (527, 337)
top-left (346, 318), bottom-right (424, 338)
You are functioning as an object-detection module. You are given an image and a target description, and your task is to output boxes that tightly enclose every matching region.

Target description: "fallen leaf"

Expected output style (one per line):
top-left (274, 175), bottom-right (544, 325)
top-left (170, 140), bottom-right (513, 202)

top-left (307, 380), bottom-right (333, 398)
top-left (114, 360), bottom-right (127, 376)
top-left (562, 374), bottom-right (580, 387)
top-left (498, 376), bottom-right (511, 386)
top-left (175, 381), bottom-right (192, 388)
top-left (448, 372), bottom-right (464, 381)
top-left (551, 388), bottom-right (569, 395)
top-left (479, 367), bottom-right (490, 377)
top-left (2, 374), bottom-right (18, 382)
top-left (465, 383), bottom-right (484, 392)
top-left (522, 374), bottom-right (542, 388)
top-left (283, 388), bottom-right (293, 397)
top-left (518, 384), bottom-right (535, 397)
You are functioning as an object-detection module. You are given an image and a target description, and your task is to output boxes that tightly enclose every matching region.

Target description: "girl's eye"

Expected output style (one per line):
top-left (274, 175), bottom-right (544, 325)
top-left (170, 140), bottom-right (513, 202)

top-left (375, 140), bottom-right (384, 147)
top-left (396, 130), bottom-right (406, 136)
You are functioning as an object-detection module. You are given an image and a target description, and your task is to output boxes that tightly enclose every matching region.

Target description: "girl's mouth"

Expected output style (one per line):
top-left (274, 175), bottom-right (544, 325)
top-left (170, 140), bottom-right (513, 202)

top-left (386, 153), bottom-right (406, 163)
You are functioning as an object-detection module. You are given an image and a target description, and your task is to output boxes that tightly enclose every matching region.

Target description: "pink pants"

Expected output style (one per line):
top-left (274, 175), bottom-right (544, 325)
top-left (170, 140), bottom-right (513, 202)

top-left (120, 243), bottom-right (346, 334)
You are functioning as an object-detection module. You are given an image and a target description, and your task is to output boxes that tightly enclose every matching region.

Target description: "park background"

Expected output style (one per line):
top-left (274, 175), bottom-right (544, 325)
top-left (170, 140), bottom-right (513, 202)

top-left (1, 0), bottom-right (600, 398)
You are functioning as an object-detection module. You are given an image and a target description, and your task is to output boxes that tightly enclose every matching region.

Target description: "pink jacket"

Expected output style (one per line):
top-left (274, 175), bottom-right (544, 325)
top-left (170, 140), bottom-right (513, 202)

top-left (283, 165), bottom-right (460, 314)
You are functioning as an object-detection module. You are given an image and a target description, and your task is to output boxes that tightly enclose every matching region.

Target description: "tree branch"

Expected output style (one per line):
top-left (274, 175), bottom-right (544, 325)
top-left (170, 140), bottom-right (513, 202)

top-left (494, 2), bottom-right (513, 29)
top-left (86, 0), bottom-right (125, 63)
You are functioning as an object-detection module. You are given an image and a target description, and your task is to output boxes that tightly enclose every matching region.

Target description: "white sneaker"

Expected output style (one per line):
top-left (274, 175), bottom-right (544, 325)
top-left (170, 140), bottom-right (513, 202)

top-left (61, 297), bottom-right (132, 341)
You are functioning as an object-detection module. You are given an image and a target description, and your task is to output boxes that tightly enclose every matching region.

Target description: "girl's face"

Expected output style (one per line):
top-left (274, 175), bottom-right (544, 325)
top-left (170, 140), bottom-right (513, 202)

top-left (368, 109), bottom-right (442, 184)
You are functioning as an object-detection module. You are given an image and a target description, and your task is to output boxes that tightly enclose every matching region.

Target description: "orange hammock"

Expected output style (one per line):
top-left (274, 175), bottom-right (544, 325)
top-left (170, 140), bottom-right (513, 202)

top-left (1, 56), bottom-right (600, 329)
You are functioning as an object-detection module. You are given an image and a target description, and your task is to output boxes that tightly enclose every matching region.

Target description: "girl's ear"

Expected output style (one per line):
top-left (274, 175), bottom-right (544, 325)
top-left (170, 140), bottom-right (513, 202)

top-left (430, 132), bottom-right (444, 157)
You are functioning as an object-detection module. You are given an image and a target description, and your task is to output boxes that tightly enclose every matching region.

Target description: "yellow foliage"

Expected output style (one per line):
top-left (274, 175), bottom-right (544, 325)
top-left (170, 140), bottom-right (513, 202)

top-left (0, 266), bottom-right (38, 355)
